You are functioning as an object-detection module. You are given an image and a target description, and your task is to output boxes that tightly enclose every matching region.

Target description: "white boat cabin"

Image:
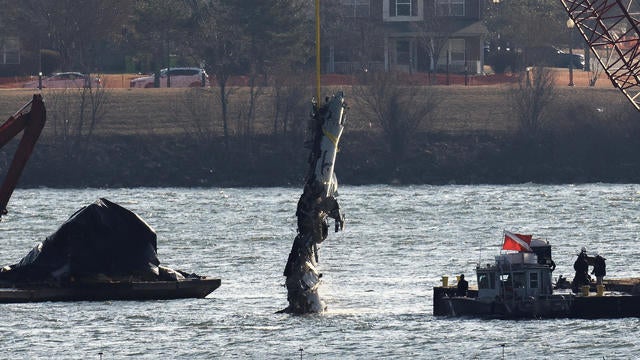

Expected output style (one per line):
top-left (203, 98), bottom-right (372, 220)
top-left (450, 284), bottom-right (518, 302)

top-left (476, 247), bottom-right (554, 302)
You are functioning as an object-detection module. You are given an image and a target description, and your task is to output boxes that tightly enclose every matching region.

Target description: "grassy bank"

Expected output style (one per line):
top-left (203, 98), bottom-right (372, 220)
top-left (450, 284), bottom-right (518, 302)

top-left (0, 85), bottom-right (638, 187)
top-left (0, 85), bottom-right (630, 133)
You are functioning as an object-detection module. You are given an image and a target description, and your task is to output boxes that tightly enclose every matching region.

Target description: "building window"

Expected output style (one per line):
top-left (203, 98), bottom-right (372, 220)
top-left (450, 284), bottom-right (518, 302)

top-left (1, 37), bottom-right (20, 65)
top-left (342, 0), bottom-right (370, 18)
top-left (450, 39), bottom-right (466, 62)
top-left (390, 0), bottom-right (418, 17)
top-left (438, 38), bottom-right (466, 66)
top-left (435, 0), bottom-right (465, 16)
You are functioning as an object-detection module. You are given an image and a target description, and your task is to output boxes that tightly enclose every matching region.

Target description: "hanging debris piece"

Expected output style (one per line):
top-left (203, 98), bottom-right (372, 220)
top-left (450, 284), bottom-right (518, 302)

top-left (281, 92), bottom-right (347, 314)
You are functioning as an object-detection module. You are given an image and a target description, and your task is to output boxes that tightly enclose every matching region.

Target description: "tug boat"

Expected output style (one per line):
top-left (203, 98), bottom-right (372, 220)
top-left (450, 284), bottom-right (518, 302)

top-left (433, 231), bottom-right (640, 319)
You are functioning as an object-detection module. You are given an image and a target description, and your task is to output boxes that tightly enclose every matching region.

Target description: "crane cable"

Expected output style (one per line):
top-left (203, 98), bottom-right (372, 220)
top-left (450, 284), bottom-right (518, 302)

top-left (315, 0), bottom-right (321, 104)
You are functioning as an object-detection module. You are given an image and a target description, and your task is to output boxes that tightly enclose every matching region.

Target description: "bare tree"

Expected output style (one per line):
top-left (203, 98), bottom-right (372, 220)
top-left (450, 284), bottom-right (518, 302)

top-left (322, 0), bottom-right (385, 74)
top-left (413, 13), bottom-right (455, 82)
top-left (181, 0), bottom-right (312, 152)
top-left (271, 68), bottom-right (309, 137)
top-left (354, 72), bottom-right (439, 162)
top-left (175, 88), bottom-right (219, 144)
top-left (47, 85), bottom-right (109, 161)
top-left (133, 0), bottom-right (195, 76)
top-left (10, 0), bottom-right (132, 72)
top-left (227, 0), bottom-right (310, 145)
top-left (508, 66), bottom-right (556, 136)
top-left (181, 1), bottom-right (243, 151)
top-left (241, 76), bottom-right (266, 141)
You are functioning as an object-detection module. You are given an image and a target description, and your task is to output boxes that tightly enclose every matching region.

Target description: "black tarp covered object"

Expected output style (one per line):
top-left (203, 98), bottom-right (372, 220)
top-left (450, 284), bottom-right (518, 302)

top-left (0, 198), bottom-right (161, 283)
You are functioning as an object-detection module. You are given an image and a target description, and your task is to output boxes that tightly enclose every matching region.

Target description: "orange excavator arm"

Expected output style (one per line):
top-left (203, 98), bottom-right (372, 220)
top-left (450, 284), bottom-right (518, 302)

top-left (0, 94), bottom-right (46, 217)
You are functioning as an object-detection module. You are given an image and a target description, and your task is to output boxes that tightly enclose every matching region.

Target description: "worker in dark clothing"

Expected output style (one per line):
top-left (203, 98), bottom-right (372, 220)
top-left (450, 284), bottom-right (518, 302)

top-left (572, 247), bottom-right (590, 290)
top-left (457, 274), bottom-right (469, 297)
top-left (592, 254), bottom-right (607, 285)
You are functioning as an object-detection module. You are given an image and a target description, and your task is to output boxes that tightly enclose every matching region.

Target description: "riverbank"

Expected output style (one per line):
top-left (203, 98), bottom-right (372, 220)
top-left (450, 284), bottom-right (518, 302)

top-left (0, 82), bottom-right (638, 188)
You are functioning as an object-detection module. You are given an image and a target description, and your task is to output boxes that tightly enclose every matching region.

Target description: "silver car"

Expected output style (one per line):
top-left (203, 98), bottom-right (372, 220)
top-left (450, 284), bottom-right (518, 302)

top-left (129, 67), bottom-right (210, 88)
top-left (23, 72), bottom-right (101, 89)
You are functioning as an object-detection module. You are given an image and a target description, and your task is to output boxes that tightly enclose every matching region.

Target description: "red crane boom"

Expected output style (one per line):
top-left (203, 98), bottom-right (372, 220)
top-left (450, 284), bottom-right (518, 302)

top-left (0, 95), bottom-right (46, 217)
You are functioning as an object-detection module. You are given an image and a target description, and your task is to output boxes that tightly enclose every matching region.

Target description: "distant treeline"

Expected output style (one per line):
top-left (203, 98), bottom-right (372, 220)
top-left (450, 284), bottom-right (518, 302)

top-left (12, 126), bottom-right (640, 189)
top-left (2, 82), bottom-right (640, 188)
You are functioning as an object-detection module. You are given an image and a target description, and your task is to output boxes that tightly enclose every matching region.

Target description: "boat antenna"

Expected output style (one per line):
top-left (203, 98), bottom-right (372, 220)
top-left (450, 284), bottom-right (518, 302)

top-left (315, 0), bottom-right (321, 103)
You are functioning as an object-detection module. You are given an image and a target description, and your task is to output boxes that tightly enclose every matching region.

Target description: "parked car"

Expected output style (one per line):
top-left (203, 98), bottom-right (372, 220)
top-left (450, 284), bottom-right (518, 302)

top-left (526, 46), bottom-right (585, 69)
top-left (129, 67), bottom-right (210, 88)
top-left (554, 50), bottom-right (585, 69)
top-left (23, 72), bottom-right (101, 89)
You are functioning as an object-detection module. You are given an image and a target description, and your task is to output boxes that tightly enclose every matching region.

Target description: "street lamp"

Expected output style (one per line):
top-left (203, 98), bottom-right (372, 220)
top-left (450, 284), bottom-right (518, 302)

top-left (567, 18), bottom-right (575, 86)
top-left (492, 0), bottom-right (502, 72)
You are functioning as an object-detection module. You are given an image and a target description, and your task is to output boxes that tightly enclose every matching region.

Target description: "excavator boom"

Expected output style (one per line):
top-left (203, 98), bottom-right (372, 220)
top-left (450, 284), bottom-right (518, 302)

top-left (0, 95), bottom-right (46, 216)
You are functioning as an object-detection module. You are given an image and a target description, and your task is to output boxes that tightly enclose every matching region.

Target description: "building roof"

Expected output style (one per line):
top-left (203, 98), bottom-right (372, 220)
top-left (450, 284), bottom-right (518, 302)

top-left (384, 19), bottom-right (488, 37)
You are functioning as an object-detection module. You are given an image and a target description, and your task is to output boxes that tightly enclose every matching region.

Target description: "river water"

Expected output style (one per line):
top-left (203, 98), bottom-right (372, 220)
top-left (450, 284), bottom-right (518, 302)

top-left (0, 185), bottom-right (638, 359)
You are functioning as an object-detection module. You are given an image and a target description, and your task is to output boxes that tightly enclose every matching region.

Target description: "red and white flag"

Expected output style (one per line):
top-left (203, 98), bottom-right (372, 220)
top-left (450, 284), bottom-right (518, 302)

top-left (502, 230), bottom-right (533, 252)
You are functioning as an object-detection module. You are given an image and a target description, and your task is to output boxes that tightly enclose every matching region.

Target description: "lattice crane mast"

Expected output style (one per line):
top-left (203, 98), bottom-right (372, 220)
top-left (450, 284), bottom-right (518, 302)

top-left (559, 0), bottom-right (640, 110)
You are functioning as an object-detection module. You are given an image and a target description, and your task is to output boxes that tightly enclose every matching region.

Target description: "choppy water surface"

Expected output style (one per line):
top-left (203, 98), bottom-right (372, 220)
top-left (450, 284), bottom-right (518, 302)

top-left (1, 185), bottom-right (639, 359)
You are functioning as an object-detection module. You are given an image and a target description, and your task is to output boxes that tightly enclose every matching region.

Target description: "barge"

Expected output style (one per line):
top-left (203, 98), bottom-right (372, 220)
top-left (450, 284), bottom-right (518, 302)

top-left (0, 278), bottom-right (221, 303)
top-left (0, 96), bottom-right (220, 303)
top-left (433, 231), bottom-right (640, 319)
top-left (0, 197), bottom-right (221, 303)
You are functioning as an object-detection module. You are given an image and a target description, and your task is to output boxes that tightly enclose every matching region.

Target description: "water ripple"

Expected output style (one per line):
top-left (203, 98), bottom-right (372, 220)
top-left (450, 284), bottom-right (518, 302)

top-left (0, 185), bottom-right (639, 358)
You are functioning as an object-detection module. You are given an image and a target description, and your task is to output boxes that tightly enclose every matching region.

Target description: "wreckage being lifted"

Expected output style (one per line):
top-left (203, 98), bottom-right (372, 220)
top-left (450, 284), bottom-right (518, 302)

top-left (0, 95), bottom-right (220, 302)
top-left (281, 92), bottom-right (347, 314)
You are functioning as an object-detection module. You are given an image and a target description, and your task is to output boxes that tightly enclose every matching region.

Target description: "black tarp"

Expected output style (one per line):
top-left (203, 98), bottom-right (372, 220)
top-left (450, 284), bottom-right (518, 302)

top-left (0, 198), bottom-right (161, 284)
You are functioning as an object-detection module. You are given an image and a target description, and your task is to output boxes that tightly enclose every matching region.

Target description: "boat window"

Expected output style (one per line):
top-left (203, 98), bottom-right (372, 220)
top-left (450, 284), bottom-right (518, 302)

top-left (529, 272), bottom-right (539, 288)
top-left (478, 274), bottom-right (489, 289)
top-left (478, 272), bottom-right (496, 289)
top-left (512, 272), bottom-right (525, 288)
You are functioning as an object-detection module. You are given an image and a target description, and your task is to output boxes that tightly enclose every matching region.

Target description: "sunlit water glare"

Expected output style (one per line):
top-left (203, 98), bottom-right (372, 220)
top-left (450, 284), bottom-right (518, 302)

top-left (0, 185), bottom-right (638, 358)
